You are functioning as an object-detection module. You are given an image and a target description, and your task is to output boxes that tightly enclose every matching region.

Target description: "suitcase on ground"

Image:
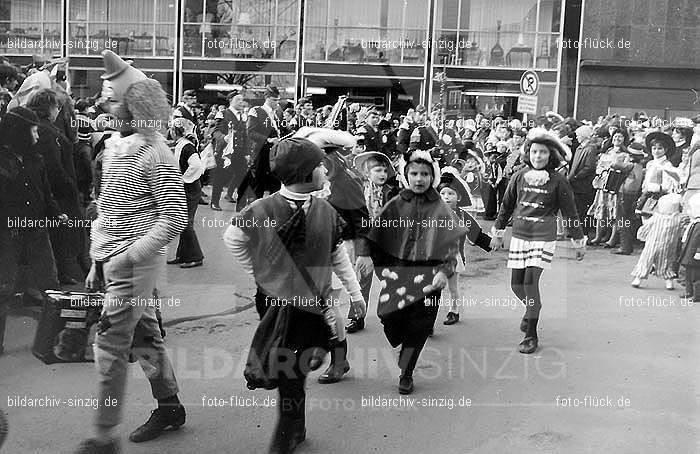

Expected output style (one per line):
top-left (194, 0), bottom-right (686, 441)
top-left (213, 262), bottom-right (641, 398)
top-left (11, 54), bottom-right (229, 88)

top-left (32, 290), bottom-right (103, 364)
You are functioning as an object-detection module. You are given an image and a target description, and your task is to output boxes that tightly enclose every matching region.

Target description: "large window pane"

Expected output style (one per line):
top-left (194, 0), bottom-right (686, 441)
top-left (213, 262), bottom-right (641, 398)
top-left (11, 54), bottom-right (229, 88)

top-left (305, 0), bottom-right (327, 27)
top-left (69, 0), bottom-right (87, 21)
top-left (45, 0), bottom-right (62, 22)
top-left (538, 0), bottom-right (561, 33)
top-left (157, 0), bottom-right (177, 22)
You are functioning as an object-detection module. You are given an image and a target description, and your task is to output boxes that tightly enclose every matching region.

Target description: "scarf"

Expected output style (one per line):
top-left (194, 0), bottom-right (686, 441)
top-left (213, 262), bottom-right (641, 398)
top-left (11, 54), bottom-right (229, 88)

top-left (364, 181), bottom-right (384, 219)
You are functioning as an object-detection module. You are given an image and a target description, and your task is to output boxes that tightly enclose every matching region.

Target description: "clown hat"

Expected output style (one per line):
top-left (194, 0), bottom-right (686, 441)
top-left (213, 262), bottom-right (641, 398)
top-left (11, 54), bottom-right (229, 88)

top-left (353, 151), bottom-right (395, 178)
top-left (100, 50), bottom-right (147, 101)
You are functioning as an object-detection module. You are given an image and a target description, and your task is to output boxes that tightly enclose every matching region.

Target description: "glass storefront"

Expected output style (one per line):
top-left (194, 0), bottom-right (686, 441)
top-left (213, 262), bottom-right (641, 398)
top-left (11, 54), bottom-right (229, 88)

top-left (0, 0), bottom-right (63, 56)
top-left (435, 0), bottom-right (561, 69)
top-left (67, 0), bottom-right (177, 57)
top-left (183, 0), bottom-right (299, 59)
top-left (304, 0), bottom-right (429, 64)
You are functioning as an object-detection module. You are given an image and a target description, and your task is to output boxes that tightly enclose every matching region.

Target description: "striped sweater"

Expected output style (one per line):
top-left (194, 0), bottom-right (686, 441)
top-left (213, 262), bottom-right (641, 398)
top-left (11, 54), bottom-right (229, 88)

top-left (90, 132), bottom-right (188, 262)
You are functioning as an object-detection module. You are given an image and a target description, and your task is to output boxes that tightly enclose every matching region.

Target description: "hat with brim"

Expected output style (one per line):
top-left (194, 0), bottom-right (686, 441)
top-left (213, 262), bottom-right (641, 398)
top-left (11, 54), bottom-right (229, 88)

top-left (525, 128), bottom-right (567, 162)
top-left (439, 166), bottom-right (471, 206)
top-left (627, 142), bottom-right (646, 156)
top-left (645, 131), bottom-right (676, 156)
top-left (5, 106), bottom-right (40, 126)
top-left (293, 126), bottom-right (357, 150)
top-left (354, 151), bottom-right (395, 178)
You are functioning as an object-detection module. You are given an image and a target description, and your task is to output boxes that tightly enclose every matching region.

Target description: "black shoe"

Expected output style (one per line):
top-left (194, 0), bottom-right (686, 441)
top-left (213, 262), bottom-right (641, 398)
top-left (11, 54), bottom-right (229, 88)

top-left (518, 336), bottom-right (538, 354)
top-left (398, 375), bottom-right (414, 394)
top-left (269, 418), bottom-right (305, 454)
top-left (520, 318), bottom-right (528, 333)
top-left (128, 405), bottom-right (186, 443)
top-left (308, 348), bottom-right (325, 371)
top-left (443, 312), bottom-right (459, 325)
top-left (345, 318), bottom-right (365, 333)
top-left (74, 438), bottom-right (120, 454)
top-left (611, 249), bottom-right (631, 255)
top-left (166, 258), bottom-right (183, 265)
top-left (198, 198), bottom-right (208, 205)
top-left (318, 340), bottom-right (349, 384)
top-left (180, 260), bottom-right (203, 269)
top-left (210, 203), bottom-right (222, 211)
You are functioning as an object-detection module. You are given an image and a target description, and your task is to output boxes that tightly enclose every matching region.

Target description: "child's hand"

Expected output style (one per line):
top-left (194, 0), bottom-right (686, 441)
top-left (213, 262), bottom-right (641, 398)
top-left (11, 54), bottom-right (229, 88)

top-left (490, 236), bottom-right (503, 250)
top-left (350, 298), bottom-right (367, 319)
top-left (431, 271), bottom-right (448, 291)
top-left (355, 256), bottom-right (374, 277)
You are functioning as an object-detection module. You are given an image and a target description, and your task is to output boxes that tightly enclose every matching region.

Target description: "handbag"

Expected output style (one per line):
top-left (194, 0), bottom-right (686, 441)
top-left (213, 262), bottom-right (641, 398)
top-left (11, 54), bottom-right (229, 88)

top-left (244, 303), bottom-right (292, 390)
top-left (639, 196), bottom-right (658, 216)
top-left (200, 143), bottom-right (217, 170)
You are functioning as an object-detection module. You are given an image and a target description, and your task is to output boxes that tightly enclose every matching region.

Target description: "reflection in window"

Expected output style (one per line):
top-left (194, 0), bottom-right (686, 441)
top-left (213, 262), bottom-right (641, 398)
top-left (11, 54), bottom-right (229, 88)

top-left (304, 0), bottom-right (429, 64)
top-left (435, 0), bottom-right (562, 69)
top-left (183, 0), bottom-right (298, 60)
top-left (0, 0), bottom-right (63, 55)
top-left (67, 0), bottom-right (176, 56)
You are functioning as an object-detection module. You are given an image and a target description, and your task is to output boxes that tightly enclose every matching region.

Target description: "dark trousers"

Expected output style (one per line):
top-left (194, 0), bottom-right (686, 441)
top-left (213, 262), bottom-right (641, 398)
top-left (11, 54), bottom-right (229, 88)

top-left (617, 192), bottom-right (639, 254)
top-left (175, 181), bottom-right (204, 262)
top-left (484, 180), bottom-right (507, 218)
top-left (211, 157), bottom-right (247, 206)
top-left (573, 191), bottom-right (594, 237)
top-left (0, 227), bottom-right (59, 353)
top-left (685, 266), bottom-right (700, 299)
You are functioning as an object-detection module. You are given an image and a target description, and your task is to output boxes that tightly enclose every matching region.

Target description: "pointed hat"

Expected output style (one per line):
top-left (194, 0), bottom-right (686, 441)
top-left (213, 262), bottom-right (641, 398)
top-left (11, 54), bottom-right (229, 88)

top-left (100, 50), bottom-right (147, 101)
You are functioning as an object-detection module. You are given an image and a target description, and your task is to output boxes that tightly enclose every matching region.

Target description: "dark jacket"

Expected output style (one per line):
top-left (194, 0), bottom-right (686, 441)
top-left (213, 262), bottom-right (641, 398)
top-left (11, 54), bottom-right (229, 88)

top-left (0, 145), bottom-right (61, 229)
top-left (35, 118), bottom-right (81, 218)
top-left (568, 138), bottom-right (599, 194)
top-left (214, 108), bottom-right (249, 167)
top-left (680, 221), bottom-right (700, 267)
top-left (247, 105), bottom-right (281, 192)
top-left (396, 122), bottom-right (416, 155)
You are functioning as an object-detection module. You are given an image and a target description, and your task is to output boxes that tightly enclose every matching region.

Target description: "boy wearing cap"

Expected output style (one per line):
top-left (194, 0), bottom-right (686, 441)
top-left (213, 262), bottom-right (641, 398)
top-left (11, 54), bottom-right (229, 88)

top-left (610, 142), bottom-right (645, 255)
top-left (224, 137), bottom-right (365, 453)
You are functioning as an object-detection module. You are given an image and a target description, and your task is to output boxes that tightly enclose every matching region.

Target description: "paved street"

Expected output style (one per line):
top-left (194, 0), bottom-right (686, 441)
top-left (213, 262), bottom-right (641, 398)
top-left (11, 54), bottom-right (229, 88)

top-left (1, 201), bottom-right (699, 454)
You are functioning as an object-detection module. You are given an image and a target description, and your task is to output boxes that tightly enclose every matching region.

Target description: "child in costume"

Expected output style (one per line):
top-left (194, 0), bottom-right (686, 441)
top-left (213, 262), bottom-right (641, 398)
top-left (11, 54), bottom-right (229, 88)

top-left (679, 193), bottom-right (700, 301)
top-left (459, 151), bottom-right (486, 214)
top-left (492, 128), bottom-right (585, 355)
top-left (631, 193), bottom-right (684, 290)
top-left (343, 151), bottom-right (400, 333)
top-left (635, 132), bottom-right (681, 217)
top-left (355, 150), bottom-right (468, 394)
top-left (224, 137), bottom-right (366, 453)
top-left (438, 167), bottom-right (492, 325)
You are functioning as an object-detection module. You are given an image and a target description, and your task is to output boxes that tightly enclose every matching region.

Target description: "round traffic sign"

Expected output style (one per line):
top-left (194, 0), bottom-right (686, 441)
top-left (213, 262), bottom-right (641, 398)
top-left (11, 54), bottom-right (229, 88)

top-left (520, 70), bottom-right (539, 96)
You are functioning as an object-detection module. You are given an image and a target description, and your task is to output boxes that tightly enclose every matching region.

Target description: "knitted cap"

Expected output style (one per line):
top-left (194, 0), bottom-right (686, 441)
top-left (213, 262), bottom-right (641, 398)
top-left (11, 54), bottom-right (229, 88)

top-left (123, 79), bottom-right (170, 135)
top-left (5, 106), bottom-right (39, 126)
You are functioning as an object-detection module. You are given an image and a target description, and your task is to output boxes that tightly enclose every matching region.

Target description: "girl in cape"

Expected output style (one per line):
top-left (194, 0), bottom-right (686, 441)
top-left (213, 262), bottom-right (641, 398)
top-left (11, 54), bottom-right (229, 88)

top-left (355, 150), bottom-right (467, 394)
top-left (491, 129), bottom-right (585, 354)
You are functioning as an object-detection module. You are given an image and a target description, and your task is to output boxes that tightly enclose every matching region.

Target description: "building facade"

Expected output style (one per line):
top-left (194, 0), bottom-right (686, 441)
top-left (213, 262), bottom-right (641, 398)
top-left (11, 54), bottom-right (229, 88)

top-left (2, 0), bottom-right (697, 119)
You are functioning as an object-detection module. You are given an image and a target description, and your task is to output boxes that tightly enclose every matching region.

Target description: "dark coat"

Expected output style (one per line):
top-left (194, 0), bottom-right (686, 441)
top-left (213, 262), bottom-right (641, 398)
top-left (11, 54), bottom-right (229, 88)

top-left (0, 145), bottom-right (61, 229)
top-left (35, 119), bottom-right (81, 218)
top-left (568, 138), bottom-right (599, 194)
top-left (247, 105), bottom-right (281, 194)
top-left (680, 221), bottom-right (700, 267)
top-left (214, 108), bottom-right (249, 172)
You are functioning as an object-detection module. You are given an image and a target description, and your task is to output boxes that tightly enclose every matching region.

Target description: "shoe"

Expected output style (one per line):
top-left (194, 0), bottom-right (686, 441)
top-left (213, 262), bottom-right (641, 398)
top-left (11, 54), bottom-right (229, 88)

top-left (166, 258), bottom-right (183, 265)
top-left (611, 249), bottom-right (631, 255)
top-left (631, 277), bottom-right (641, 288)
top-left (180, 260), bottom-right (203, 269)
top-left (60, 276), bottom-right (79, 285)
top-left (128, 405), bottom-right (186, 443)
top-left (269, 418), bottom-right (305, 454)
top-left (520, 318), bottom-right (528, 333)
top-left (665, 279), bottom-right (675, 290)
top-left (398, 375), bottom-right (414, 394)
top-left (443, 312), bottom-right (459, 325)
top-left (210, 203), bottom-right (222, 211)
top-left (680, 293), bottom-right (693, 299)
top-left (74, 438), bottom-right (120, 454)
top-left (308, 348), bottom-right (325, 371)
top-left (518, 336), bottom-right (538, 354)
top-left (198, 198), bottom-right (208, 205)
top-left (317, 339), bottom-right (349, 384)
top-left (345, 318), bottom-right (365, 333)
top-left (586, 238), bottom-right (601, 246)
top-left (602, 243), bottom-right (616, 249)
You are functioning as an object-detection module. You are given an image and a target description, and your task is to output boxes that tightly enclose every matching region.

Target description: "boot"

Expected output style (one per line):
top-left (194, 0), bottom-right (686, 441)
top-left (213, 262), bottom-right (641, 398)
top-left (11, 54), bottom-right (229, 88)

top-left (128, 404), bottom-right (185, 443)
top-left (269, 417), bottom-right (306, 454)
top-left (317, 339), bottom-right (349, 384)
